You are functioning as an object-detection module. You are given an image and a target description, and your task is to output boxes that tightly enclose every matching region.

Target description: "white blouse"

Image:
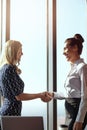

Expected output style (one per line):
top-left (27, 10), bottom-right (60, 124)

top-left (54, 58), bottom-right (87, 122)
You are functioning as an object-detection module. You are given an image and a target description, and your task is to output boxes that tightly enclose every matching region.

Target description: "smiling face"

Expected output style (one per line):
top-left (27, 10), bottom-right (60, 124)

top-left (5, 40), bottom-right (23, 65)
top-left (63, 42), bottom-right (80, 63)
top-left (16, 46), bottom-right (23, 63)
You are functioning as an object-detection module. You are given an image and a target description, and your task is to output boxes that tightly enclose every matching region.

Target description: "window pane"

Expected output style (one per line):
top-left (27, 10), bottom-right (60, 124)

top-left (1, 0), bottom-right (6, 44)
top-left (10, 0), bottom-right (47, 130)
top-left (0, 0), bottom-right (1, 51)
top-left (57, 0), bottom-right (87, 127)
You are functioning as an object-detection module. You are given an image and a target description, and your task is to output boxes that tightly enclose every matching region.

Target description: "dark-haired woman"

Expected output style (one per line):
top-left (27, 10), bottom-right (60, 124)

top-left (53, 34), bottom-right (87, 130)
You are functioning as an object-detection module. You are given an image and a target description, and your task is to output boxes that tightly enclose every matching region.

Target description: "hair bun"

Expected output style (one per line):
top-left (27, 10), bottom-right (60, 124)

top-left (74, 34), bottom-right (84, 43)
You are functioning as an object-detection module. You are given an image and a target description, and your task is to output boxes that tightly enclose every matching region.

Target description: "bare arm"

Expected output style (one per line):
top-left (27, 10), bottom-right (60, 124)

top-left (15, 92), bottom-right (52, 102)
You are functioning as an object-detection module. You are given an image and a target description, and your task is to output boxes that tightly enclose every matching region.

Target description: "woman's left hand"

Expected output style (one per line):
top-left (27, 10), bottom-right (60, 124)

top-left (73, 122), bottom-right (82, 130)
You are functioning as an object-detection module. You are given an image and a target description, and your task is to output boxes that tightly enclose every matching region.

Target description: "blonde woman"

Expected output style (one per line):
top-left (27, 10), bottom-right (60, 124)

top-left (0, 40), bottom-right (51, 116)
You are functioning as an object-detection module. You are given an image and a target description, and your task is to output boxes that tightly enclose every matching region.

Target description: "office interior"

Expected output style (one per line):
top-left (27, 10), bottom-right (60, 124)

top-left (0, 0), bottom-right (87, 130)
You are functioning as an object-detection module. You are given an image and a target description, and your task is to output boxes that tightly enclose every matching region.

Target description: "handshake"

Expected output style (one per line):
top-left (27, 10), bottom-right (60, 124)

top-left (40, 92), bottom-right (54, 102)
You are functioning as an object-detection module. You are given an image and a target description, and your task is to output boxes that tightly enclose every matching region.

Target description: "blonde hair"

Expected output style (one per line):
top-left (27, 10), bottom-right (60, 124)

top-left (0, 40), bottom-right (22, 74)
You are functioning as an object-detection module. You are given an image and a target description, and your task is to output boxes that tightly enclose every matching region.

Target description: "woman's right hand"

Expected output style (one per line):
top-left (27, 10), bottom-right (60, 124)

top-left (41, 92), bottom-right (53, 102)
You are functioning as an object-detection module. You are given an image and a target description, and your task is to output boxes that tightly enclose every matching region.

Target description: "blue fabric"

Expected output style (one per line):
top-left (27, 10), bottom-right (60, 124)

top-left (0, 64), bottom-right (24, 116)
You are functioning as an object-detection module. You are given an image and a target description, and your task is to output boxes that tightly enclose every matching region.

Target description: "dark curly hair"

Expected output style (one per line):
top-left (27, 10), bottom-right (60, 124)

top-left (65, 34), bottom-right (84, 55)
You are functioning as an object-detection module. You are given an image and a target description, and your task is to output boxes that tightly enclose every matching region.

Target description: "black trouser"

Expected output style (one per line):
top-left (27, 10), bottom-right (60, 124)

top-left (65, 98), bottom-right (87, 130)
